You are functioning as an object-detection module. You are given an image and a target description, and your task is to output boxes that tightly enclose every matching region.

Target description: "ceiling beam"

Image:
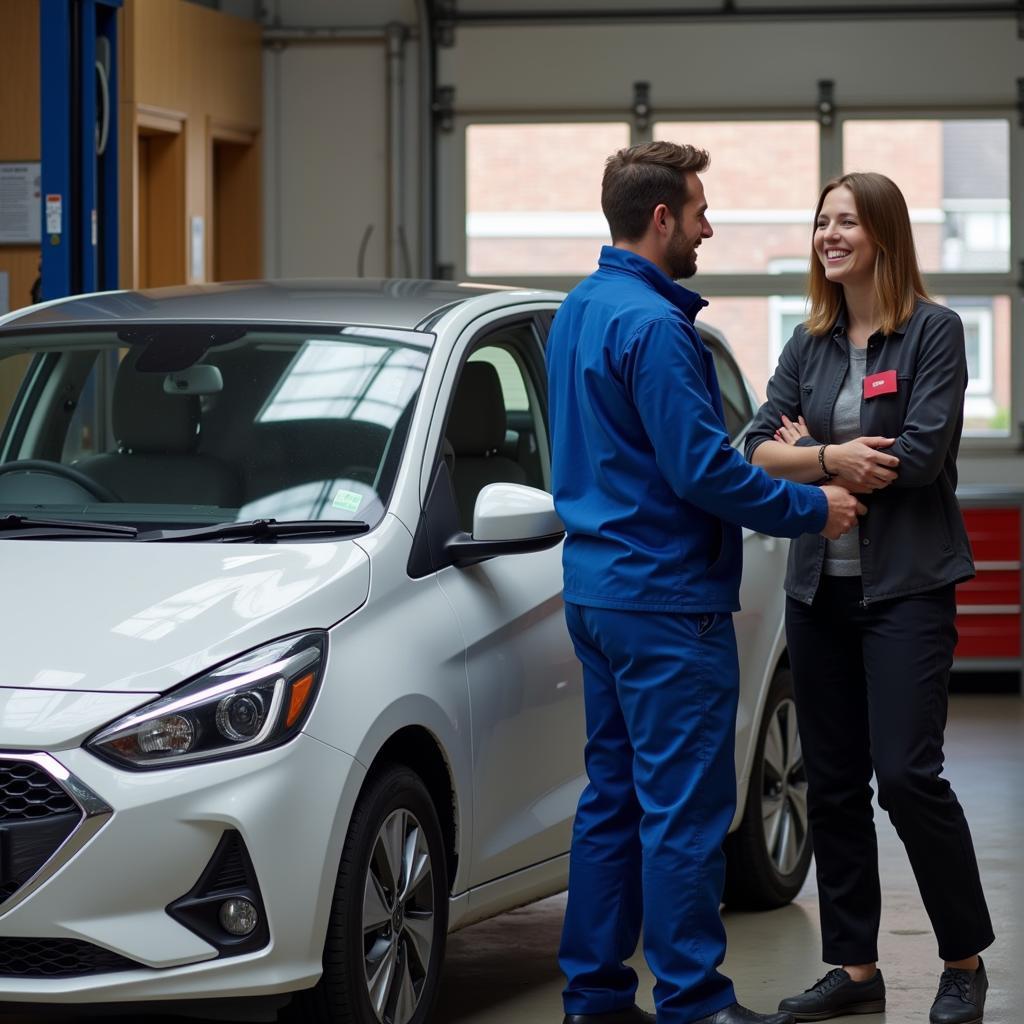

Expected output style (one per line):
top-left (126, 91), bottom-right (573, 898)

top-left (449, 3), bottom-right (1018, 27)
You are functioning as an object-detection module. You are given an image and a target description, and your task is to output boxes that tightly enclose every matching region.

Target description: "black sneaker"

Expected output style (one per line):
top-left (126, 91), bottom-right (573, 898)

top-left (930, 957), bottom-right (988, 1024)
top-left (778, 968), bottom-right (886, 1021)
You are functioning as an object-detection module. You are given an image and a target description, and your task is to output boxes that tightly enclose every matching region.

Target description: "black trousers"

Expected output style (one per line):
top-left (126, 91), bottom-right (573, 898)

top-left (786, 576), bottom-right (994, 964)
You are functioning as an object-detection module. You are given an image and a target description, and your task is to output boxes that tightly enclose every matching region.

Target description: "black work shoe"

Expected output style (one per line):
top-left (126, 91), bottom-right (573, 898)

top-left (778, 968), bottom-right (886, 1021)
top-left (563, 1007), bottom-right (656, 1024)
top-left (692, 1003), bottom-right (795, 1024)
top-left (930, 957), bottom-right (988, 1024)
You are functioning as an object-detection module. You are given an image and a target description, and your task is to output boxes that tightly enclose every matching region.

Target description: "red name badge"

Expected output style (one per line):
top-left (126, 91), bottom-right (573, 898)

top-left (863, 369), bottom-right (897, 399)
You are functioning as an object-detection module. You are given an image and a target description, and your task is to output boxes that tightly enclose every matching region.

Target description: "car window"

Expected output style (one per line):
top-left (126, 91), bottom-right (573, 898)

top-left (445, 320), bottom-right (551, 531)
top-left (0, 325), bottom-right (432, 528)
top-left (704, 337), bottom-right (754, 442)
top-left (469, 345), bottom-right (530, 412)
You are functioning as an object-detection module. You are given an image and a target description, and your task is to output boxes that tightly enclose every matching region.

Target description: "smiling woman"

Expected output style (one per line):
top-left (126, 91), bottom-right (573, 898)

top-left (815, 188), bottom-right (878, 286)
top-left (0, 323), bottom-right (431, 531)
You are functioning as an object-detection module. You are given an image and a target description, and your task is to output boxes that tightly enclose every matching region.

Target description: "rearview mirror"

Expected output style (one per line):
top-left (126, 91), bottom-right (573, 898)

top-left (163, 364), bottom-right (224, 396)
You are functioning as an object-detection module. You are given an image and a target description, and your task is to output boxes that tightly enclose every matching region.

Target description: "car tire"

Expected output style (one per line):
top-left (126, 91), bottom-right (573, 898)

top-left (722, 665), bottom-right (812, 911)
top-left (292, 764), bottom-right (449, 1024)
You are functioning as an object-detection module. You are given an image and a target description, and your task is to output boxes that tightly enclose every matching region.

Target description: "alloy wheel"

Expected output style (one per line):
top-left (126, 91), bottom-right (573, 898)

top-left (362, 808), bottom-right (435, 1024)
top-left (761, 697), bottom-right (809, 877)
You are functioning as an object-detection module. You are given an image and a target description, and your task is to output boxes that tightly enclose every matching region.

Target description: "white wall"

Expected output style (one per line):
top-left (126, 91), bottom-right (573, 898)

top-left (441, 18), bottom-right (1020, 111)
top-left (261, 0), bottom-right (422, 280)
top-left (265, 42), bottom-right (390, 277)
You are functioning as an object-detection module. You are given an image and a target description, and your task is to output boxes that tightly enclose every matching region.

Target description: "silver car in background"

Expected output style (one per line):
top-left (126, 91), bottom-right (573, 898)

top-left (0, 280), bottom-right (806, 1023)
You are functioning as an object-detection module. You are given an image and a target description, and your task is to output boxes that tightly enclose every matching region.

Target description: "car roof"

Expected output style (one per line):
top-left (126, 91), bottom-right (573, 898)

top-left (0, 279), bottom-right (534, 334)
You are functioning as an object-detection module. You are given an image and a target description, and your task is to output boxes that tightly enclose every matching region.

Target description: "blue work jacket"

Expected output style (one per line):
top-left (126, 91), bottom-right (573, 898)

top-left (546, 246), bottom-right (828, 613)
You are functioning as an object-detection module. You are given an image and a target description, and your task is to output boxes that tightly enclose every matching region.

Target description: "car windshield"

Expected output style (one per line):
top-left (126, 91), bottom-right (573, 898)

top-left (0, 323), bottom-right (432, 532)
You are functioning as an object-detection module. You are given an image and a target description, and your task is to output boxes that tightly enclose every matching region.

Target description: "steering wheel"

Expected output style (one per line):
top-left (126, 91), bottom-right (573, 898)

top-left (0, 460), bottom-right (121, 502)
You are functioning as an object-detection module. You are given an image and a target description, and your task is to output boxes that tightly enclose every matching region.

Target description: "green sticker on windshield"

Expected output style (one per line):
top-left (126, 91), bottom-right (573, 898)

top-left (332, 489), bottom-right (363, 513)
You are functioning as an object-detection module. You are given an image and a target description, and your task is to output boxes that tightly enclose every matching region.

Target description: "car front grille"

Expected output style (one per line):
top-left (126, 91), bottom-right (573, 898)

top-left (0, 757), bottom-right (85, 907)
top-left (0, 937), bottom-right (140, 977)
top-left (0, 757), bottom-right (124, 976)
top-left (0, 761), bottom-right (78, 820)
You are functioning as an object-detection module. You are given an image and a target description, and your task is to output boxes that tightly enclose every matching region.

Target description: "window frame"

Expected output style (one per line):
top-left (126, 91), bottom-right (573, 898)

top-left (834, 109), bottom-right (1021, 449)
top-left (450, 113), bottom-right (632, 287)
top-left (447, 103), bottom-right (1022, 451)
top-left (769, 294), bottom-right (810, 368)
top-left (466, 335), bottom-right (552, 492)
top-left (427, 311), bottom-right (554, 503)
top-left (959, 304), bottom-right (995, 400)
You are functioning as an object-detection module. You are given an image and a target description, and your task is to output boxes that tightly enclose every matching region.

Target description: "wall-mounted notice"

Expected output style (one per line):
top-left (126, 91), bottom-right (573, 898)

top-left (46, 194), bottom-right (62, 237)
top-left (0, 163), bottom-right (42, 245)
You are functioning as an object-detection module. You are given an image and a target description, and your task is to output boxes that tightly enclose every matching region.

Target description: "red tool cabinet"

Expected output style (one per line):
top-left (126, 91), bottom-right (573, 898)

top-left (955, 487), bottom-right (1023, 687)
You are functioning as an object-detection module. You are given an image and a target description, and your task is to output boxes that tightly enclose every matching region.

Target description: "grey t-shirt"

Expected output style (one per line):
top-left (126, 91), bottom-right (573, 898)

top-left (824, 342), bottom-right (867, 576)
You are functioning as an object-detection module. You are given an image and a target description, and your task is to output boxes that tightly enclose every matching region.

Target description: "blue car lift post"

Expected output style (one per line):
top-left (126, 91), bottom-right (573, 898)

top-left (40, 0), bottom-right (122, 301)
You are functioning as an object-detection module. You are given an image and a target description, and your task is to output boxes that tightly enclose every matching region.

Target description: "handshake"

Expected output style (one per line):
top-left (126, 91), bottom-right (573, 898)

top-left (821, 486), bottom-right (867, 541)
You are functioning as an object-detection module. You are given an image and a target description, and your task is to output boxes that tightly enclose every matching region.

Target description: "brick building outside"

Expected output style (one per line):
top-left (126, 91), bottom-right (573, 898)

top-left (466, 119), bottom-right (1010, 434)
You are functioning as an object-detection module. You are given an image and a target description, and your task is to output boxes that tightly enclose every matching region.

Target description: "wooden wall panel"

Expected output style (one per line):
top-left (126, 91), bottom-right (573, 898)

top-left (211, 131), bottom-right (261, 282)
top-left (120, 0), bottom-right (262, 288)
top-left (0, 354), bottom-right (31, 428)
top-left (0, 0), bottom-right (41, 158)
top-left (1, 0), bottom-right (262, 298)
top-left (139, 127), bottom-right (187, 287)
top-left (131, 0), bottom-right (189, 114)
top-left (0, 0), bottom-right (41, 316)
top-left (193, 6), bottom-right (262, 128)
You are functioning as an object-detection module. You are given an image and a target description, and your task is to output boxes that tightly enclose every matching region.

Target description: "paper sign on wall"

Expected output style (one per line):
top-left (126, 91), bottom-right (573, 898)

top-left (45, 194), bottom-right (62, 238)
top-left (0, 163), bottom-right (42, 245)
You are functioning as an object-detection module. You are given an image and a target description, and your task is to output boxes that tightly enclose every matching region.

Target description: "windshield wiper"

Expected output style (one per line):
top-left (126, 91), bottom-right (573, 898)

top-left (142, 518), bottom-right (371, 543)
top-left (0, 514), bottom-right (138, 538)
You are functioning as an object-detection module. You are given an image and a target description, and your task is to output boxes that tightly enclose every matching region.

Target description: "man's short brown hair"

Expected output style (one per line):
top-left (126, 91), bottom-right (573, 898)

top-left (601, 141), bottom-right (710, 243)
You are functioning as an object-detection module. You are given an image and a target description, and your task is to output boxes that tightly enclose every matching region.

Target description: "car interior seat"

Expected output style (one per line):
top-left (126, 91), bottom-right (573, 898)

top-left (446, 360), bottom-right (527, 531)
top-left (77, 347), bottom-right (242, 507)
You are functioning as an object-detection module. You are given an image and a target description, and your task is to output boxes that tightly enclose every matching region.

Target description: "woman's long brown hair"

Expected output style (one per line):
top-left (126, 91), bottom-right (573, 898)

top-left (805, 172), bottom-right (930, 337)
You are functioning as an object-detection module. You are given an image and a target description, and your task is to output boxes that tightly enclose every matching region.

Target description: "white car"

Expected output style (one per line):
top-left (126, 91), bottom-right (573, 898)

top-left (0, 281), bottom-right (807, 1023)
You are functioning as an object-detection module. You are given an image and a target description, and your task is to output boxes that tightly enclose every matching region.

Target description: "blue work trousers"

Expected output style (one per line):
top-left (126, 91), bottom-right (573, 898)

top-left (560, 603), bottom-right (739, 1024)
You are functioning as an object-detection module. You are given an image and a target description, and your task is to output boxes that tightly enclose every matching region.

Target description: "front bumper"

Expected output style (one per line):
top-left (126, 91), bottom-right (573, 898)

top-left (0, 734), bottom-right (365, 1003)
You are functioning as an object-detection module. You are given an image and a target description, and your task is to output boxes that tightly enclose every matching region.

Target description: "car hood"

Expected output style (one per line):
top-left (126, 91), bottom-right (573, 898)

top-left (0, 538), bottom-right (370, 693)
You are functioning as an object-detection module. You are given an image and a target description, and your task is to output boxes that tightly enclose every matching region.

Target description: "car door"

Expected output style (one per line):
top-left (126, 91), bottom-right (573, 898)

top-left (431, 312), bottom-right (585, 888)
top-left (700, 326), bottom-right (790, 781)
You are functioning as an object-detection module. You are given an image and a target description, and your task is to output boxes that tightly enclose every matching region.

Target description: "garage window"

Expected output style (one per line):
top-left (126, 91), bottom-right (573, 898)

top-left (465, 122), bottom-right (630, 277)
top-left (457, 111), bottom-right (1018, 445)
top-left (843, 119), bottom-right (1010, 274)
top-left (841, 118), bottom-right (1014, 437)
top-left (653, 121), bottom-right (820, 274)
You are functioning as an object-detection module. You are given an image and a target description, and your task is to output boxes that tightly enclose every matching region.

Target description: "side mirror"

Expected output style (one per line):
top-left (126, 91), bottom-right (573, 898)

top-left (445, 483), bottom-right (564, 567)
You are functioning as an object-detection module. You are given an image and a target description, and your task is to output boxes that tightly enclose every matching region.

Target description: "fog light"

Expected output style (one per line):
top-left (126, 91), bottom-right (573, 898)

top-left (219, 897), bottom-right (258, 937)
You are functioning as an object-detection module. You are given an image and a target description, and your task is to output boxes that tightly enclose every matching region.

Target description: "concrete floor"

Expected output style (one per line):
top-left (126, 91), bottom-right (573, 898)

top-left (4, 694), bottom-right (1021, 1024)
top-left (434, 695), bottom-right (1022, 1024)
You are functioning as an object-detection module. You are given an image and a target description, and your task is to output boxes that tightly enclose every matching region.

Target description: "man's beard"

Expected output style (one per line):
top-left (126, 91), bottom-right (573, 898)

top-left (666, 226), bottom-right (699, 279)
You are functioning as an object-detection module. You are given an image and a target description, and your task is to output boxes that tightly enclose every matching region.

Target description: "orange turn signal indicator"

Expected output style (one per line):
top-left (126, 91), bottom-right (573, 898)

top-left (286, 672), bottom-right (316, 728)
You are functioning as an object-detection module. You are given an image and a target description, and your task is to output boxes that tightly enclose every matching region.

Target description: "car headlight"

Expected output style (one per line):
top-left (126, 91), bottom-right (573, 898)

top-left (88, 632), bottom-right (326, 770)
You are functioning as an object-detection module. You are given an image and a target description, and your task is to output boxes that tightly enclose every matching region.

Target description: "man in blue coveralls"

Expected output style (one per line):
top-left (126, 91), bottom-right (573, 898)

top-left (547, 142), bottom-right (864, 1024)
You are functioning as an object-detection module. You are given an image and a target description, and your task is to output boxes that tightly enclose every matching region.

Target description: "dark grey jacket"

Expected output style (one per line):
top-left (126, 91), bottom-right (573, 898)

top-left (745, 299), bottom-right (975, 605)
